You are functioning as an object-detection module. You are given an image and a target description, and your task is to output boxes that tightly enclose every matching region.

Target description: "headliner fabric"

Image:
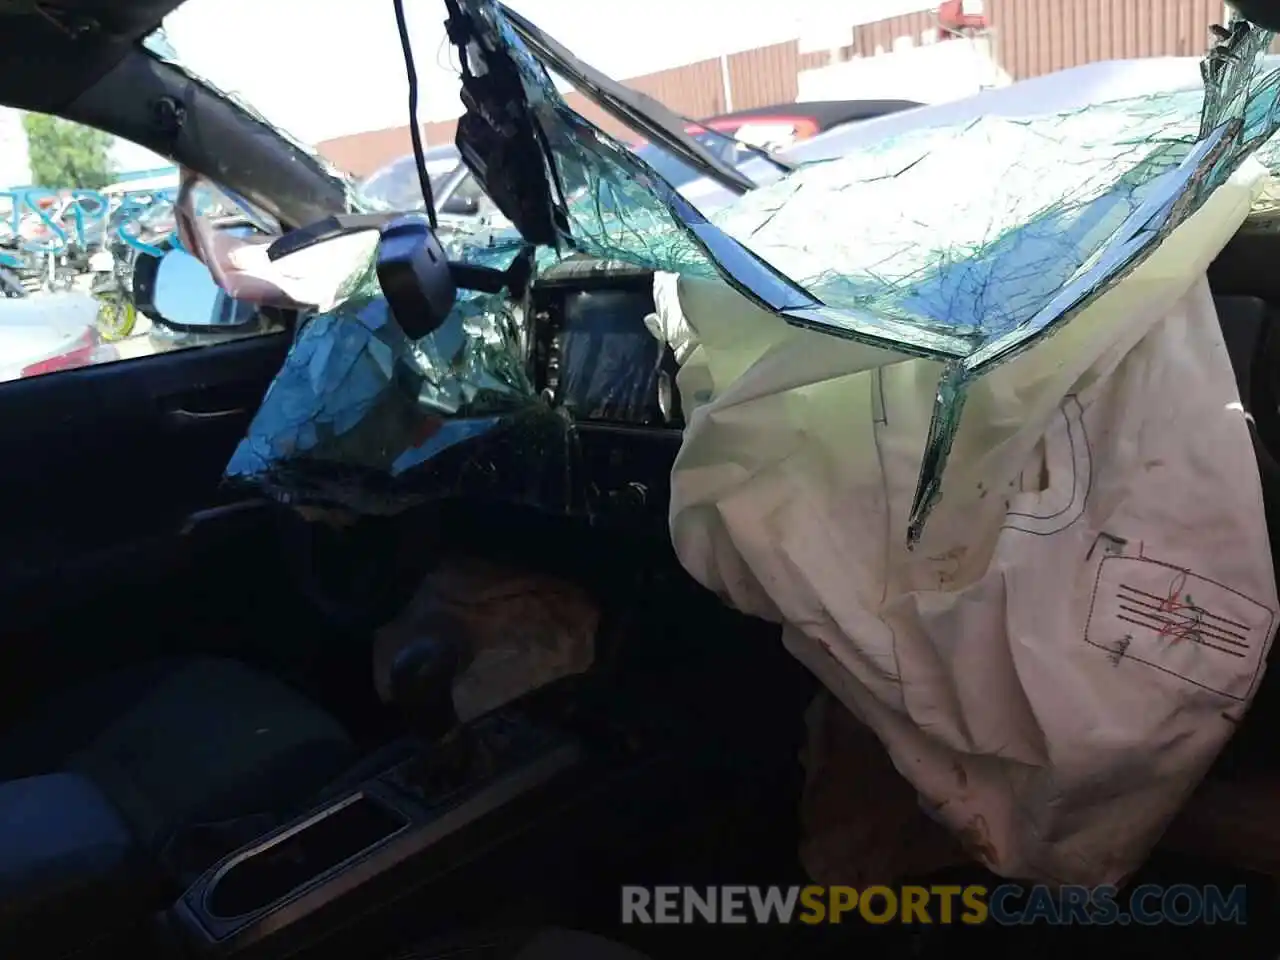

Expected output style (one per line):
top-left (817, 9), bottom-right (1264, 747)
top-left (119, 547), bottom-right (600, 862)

top-left (664, 164), bottom-right (1279, 885)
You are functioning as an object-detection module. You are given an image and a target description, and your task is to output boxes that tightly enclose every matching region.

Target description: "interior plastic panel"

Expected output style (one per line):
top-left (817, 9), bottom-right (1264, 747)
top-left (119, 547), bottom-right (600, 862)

top-left (169, 716), bottom-right (580, 957)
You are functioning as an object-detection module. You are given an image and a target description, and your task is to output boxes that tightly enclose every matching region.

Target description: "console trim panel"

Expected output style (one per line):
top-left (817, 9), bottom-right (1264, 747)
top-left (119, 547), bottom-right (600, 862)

top-left (171, 734), bottom-right (581, 956)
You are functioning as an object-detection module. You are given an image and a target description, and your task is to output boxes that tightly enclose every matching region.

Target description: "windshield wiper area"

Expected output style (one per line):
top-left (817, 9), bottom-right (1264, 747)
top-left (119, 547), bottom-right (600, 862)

top-left (499, 4), bottom-right (757, 196)
top-left (682, 119), bottom-right (797, 177)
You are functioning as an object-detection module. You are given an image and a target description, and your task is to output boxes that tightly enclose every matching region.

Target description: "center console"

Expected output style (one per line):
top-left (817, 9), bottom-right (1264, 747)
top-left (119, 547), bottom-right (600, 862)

top-left (163, 639), bottom-right (584, 959)
top-left (529, 257), bottom-right (685, 532)
top-left (531, 258), bottom-right (682, 430)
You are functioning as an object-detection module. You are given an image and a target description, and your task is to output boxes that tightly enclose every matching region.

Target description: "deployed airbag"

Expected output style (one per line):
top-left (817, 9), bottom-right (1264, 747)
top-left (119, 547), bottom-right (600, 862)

top-left (217, 4), bottom-right (1280, 883)
top-left (663, 164), bottom-right (1278, 884)
top-left (229, 6), bottom-right (1280, 550)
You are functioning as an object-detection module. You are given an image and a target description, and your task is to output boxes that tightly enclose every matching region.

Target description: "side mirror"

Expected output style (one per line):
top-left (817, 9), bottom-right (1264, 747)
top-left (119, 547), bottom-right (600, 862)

top-left (440, 193), bottom-right (480, 217)
top-left (147, 248), bottom-right (255, 332)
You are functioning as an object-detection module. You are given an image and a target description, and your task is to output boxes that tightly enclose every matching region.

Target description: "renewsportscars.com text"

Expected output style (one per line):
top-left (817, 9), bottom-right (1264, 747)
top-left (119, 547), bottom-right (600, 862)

top-left (620, 884), bottom-right (1248, 926)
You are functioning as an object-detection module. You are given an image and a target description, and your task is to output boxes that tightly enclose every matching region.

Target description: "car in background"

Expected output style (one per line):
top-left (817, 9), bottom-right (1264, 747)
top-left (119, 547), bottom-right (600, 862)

top-left (0, 292), bottom-right (116, 381)
top-left (359, 145), bottom-right (469, 210)
top-left (691, 100), bottom-right (923, 148)
top-left (631, 99), bottom-right (921, 195)
top-left (103, 188), bottom-right (174, 239)
top-left (359, 144), bottom-right (502, 230)
top-left (360, 99), bottom-right (922, 225)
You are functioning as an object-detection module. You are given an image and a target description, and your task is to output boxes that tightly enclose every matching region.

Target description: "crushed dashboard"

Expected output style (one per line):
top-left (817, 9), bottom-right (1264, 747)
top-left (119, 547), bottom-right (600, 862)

top-left (222, 1), bottom-right (1280, 544)
top-left (210, 0), bottom-right (1280, 891)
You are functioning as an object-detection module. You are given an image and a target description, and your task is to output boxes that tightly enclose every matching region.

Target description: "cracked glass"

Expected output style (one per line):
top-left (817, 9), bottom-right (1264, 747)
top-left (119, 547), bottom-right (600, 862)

top-left (227, 3), bottom-right (1280, 542)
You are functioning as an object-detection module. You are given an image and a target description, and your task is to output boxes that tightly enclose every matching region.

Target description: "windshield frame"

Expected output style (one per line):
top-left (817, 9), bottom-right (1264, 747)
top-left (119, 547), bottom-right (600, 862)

top-left (500, 4), bottom-right (755, 196)
top-left (137, 26), bottom-right (359, 227)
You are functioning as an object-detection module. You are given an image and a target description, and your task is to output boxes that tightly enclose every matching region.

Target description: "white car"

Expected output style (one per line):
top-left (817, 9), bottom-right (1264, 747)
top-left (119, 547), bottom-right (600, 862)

top-left (0, 292), bottom-right (116, 381)
top-left (360, 146), bottom-right (501, 227)
top-left (678, 54), bottom-right (1280, 215)
top-left (358, 102), bottom-right (923, 231)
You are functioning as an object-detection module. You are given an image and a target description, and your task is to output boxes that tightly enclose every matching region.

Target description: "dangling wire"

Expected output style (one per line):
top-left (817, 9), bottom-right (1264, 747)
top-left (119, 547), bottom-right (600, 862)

top-left (437, 30), bottom-right (461, 76)
top-left (392, 0), bottom-right (439, 228)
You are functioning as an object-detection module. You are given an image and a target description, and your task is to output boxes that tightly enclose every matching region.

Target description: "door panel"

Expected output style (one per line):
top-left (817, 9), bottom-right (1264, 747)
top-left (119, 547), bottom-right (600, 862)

top-left (0, 330), bottom-right (288, 552)
top-left (0, 101), bottom-right (398, 743)
top-left (0, 326), bottom-right (297, 715)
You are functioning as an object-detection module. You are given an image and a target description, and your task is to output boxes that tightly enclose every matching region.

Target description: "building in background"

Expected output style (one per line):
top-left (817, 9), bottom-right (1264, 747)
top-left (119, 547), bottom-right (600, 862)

top-left (319, 0), bottom-right (1247, 178)
top-left (797, 0), bottom-right (1010, 102)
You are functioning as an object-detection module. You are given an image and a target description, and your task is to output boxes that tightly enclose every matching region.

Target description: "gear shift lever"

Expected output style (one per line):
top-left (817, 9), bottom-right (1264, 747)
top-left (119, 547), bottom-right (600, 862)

top-left (388, 634), bottom-right (462, 742)
top-left (386, 633), bottom-right (497, 797)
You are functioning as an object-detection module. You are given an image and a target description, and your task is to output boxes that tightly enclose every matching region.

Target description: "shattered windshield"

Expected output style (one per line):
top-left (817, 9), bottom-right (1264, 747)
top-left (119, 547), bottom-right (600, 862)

top-left (632, 130), bottom-right (753, 190)
top-left (361, 152), bottom-right (463, 212)
top-left (215, 1), bottom-right (1280, 545)
top-left (480, 5), bottom-right (1280, 542)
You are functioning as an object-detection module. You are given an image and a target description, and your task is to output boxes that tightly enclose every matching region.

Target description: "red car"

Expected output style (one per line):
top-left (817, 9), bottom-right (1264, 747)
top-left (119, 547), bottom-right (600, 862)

top-left (685, 100), bottom-right (922, 151)
top-left (630, 99), bottom-right (921, 199)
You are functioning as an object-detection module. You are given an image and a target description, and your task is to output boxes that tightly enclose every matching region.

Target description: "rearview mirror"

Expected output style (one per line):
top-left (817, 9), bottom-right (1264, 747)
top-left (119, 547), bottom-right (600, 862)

top-left (151, 248), bottom-right (255, 331)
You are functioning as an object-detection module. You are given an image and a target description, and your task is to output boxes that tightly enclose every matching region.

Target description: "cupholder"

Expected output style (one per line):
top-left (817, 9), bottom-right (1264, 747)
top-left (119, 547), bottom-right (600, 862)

top-left (204, 793), bottom-right (408, 919)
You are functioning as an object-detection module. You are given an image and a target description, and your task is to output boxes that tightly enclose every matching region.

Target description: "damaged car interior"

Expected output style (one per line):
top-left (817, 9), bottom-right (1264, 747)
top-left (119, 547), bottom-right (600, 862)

top-left (8, 0), bottom-right (1280, 958)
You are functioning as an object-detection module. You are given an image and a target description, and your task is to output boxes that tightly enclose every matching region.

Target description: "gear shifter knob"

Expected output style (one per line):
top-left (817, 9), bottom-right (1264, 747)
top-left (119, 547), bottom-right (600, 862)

top-left (388, 635), bottom-right (462, 741)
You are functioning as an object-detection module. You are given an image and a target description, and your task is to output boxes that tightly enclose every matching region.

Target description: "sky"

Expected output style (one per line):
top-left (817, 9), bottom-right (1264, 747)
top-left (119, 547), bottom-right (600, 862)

top-left (155, 0), bottom-right (930, 146)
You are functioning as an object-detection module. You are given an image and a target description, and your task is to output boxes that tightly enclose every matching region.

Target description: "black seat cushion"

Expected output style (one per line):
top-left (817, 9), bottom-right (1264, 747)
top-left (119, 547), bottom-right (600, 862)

top-left (0, 773), bottom-right (157, 956)
top-left (0, 657), bottom-right (355, 858)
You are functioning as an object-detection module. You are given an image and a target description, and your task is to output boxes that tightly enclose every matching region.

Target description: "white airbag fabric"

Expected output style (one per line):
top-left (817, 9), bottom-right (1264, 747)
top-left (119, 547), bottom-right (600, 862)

top-left (663, 163), bottom-right (1279, 885)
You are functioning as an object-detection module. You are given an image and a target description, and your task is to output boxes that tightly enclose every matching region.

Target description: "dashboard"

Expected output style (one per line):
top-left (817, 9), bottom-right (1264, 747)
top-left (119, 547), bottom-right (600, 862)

top-left (522, 234), bottom-right (1280, 539)
top-left (525, 256), bottom-right (684, 531)
top-left (205, 208), bottom-right (1280, 542)
top-left (531, 256), bottom-right (682, 429)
